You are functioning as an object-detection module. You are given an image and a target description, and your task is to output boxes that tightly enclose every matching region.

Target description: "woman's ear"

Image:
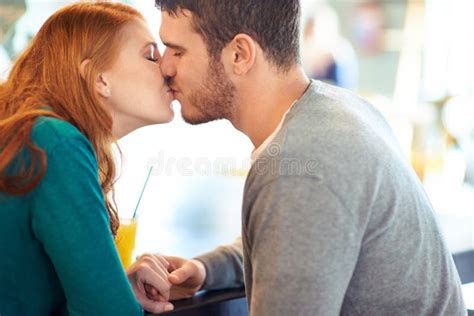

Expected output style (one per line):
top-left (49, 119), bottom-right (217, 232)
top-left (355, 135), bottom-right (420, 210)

top-left (79, 59), bottom-right (90, 80)
top-left (226, 33), bottom-right (256, 76)
top-left (94, 73), bottom-right (111, 98)
top-left (80, 59), bottom-right (111, 98)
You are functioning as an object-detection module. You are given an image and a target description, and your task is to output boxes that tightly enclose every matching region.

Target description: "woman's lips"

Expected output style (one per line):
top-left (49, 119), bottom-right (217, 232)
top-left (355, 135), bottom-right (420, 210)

top-left (168, 85), bottom-right (178, 93)
top-left (164, 87), bottom-right (175, 103)
top-left (165, 86), bottom-right (175, 95)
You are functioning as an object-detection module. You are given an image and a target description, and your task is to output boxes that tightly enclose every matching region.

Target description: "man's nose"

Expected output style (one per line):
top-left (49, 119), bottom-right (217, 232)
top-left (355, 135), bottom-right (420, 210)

top-left (160, 49), bottom-right (177, 81)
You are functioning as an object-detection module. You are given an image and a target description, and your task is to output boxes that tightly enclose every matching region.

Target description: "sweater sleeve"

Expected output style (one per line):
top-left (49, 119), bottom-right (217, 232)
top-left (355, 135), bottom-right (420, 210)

top-left (245, 175), bottom-right (363, 316)
top-left (195, 237), bottom-right (244, 290)
top-left (30, 137), bottom-right (142, 316)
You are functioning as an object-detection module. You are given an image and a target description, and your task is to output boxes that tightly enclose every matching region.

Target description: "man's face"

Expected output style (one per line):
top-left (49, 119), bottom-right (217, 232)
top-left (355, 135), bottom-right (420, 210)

top-left (159, 10), bottom-right (236, 125)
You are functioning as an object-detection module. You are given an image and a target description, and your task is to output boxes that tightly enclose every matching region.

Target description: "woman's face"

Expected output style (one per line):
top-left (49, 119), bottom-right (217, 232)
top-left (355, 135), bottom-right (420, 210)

top-left (103, 19), bottom-right (174, 138)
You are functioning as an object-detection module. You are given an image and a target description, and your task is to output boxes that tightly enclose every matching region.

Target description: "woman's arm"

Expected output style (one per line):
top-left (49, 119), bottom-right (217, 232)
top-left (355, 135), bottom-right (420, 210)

top-left (30, 135), bottom-right (142, 315)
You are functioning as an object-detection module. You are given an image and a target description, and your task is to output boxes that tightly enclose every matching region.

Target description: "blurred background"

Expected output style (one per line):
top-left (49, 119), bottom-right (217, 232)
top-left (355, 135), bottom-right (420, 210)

top-left (1, 0), bottom-right (473, 302)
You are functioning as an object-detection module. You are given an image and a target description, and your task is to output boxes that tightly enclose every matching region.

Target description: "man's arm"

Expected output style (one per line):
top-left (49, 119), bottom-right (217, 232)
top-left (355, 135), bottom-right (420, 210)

top-left (195, 237), bottom-right (244, 290)
top-left (245, 176), bottom-right (363, 315)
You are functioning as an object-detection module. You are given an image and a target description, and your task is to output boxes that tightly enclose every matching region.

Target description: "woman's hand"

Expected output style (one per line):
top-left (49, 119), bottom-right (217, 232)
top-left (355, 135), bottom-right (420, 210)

top-left (126, 253), bottom-right (174, 313)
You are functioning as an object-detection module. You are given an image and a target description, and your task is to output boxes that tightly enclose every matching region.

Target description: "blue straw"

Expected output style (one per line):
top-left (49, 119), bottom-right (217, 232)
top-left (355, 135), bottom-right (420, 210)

top-left (132, 165), bottom-right (153, 219)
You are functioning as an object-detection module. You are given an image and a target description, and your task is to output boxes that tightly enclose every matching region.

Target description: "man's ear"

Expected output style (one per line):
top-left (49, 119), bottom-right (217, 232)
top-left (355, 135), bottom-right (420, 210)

top-left (226, 33), bottom-right (256, 75)
top-left (80, 59), bottom-right (111, 98)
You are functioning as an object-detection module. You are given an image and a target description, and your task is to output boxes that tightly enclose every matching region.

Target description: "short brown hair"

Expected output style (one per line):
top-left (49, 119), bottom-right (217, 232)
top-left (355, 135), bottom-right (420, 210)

top-left (155, 0), bottom-right (301, 72)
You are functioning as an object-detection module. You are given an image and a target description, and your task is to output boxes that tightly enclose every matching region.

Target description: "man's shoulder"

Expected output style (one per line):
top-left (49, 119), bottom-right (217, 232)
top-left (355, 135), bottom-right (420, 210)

top-left (246, 81), bottom-right (409, 195)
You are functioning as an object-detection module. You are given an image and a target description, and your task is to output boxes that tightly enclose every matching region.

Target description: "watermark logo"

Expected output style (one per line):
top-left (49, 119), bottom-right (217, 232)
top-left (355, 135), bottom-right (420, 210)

top-left (146, 152), bottom-right (251, 177)
top-left (253, 143), bottom-right (319, 176)
top-left (145, 143), bottom-right (319, 177)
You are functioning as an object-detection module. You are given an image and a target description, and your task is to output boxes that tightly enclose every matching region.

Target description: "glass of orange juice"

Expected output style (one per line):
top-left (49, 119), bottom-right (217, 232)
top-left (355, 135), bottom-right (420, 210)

top-left (115, 165), bottom-right (153, 269)
top-left (115, 219), bottom-right (138, 269)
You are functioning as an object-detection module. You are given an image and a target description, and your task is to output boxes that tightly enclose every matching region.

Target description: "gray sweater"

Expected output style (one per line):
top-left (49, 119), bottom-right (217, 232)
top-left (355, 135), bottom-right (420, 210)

top-left (197, 80), bottom-right (466, 315)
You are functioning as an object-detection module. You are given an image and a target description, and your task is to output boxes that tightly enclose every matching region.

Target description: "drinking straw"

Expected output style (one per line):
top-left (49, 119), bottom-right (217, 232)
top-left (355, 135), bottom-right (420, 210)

top-left (132, 165), bottom-right (153, 220)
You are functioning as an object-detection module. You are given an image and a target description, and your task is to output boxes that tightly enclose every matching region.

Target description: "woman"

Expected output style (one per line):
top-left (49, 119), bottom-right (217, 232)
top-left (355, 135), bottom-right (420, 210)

top-left (0, 2), bottom-right (173, 315)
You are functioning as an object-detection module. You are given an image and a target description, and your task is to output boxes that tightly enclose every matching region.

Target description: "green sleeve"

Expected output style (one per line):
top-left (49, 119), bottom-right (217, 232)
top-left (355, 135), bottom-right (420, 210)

top-left (30, 136), bottom-right (143, 316)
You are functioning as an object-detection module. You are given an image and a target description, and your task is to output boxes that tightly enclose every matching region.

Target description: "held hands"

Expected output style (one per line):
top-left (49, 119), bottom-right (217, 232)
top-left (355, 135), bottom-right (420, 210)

top-left (125, 254), bottom-right (174, 313)
top-left (126, 254), bottom-right (207, 313)
top-left (154, 256), bottom-right (207, 300)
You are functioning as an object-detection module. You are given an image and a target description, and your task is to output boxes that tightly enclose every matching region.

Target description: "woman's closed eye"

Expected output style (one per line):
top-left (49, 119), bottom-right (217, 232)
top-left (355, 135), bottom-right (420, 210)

top-left (146, 43), bottom-right (160, 63)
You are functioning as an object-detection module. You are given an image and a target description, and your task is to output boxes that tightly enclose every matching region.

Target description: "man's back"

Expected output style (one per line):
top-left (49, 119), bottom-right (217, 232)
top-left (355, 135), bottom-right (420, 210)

top-left (242, 80), bottom-right (466, 315)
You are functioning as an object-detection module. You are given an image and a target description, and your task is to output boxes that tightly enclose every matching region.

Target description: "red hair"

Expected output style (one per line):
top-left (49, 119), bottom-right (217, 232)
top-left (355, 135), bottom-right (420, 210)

top-left (0, 2), bottom-right (144, 236)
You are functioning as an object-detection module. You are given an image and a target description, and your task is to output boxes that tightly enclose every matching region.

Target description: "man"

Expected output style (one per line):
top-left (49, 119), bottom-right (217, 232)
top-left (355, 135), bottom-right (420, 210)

top-left (132, 0), bottom-right (466, 314)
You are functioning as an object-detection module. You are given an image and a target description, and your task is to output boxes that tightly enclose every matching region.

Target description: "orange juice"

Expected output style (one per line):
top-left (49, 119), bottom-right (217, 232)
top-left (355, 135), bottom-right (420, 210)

top-left (115, 219), bottom-right (138, 269)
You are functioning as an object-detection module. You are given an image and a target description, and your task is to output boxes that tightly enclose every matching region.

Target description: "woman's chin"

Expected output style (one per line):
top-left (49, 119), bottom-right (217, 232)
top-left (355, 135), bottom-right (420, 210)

top-left (161, 106), bottom-right (175, 123)
top-left (148, 110), bottom-right (175, 125)
top-left (162, 111), bottom-right (175, 124)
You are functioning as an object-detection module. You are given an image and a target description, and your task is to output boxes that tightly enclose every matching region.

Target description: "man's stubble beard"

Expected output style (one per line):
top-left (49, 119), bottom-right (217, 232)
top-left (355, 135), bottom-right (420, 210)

top-left (183, 59), bottom-right (236, 125)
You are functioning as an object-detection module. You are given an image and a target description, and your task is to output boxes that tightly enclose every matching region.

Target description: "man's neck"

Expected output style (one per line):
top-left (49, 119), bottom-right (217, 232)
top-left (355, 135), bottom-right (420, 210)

top-left (232, 67), bottom-right (310, 149)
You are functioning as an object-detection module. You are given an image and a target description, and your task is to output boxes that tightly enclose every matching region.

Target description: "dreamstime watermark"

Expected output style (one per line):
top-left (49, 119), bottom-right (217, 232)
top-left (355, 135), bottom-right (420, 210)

top-left (147, 152), bottom-right (251, 177)
top-left (253, 143), bottom-right (319, 176)
top-left (145, 143), bottom-right (319, 177)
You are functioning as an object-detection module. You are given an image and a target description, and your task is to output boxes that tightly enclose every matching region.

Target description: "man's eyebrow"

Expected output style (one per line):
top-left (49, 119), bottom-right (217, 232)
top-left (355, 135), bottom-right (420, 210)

top-left (162, 41), bottom-right (186, 51)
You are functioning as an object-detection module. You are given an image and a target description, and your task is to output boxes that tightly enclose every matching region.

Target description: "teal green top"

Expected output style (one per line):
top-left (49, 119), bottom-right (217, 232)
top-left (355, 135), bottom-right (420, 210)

top-left (0, 117), bottom-right (143, 316)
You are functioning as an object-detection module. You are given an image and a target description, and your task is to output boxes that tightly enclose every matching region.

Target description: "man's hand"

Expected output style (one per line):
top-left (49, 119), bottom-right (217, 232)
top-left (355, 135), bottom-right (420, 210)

top-left (145, 256), bottom-right (207, 301)
top-left (126, 253), bottom-right (174, 313)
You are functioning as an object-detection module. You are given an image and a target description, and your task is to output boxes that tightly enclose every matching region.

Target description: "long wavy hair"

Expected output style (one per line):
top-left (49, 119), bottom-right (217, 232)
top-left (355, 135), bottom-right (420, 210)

top-left (0, 2), bottom-right (144, 236)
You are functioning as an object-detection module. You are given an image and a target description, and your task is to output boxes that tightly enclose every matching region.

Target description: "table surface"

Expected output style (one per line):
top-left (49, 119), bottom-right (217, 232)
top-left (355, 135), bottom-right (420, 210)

top-left (146, 288), bottom-right (248, 316)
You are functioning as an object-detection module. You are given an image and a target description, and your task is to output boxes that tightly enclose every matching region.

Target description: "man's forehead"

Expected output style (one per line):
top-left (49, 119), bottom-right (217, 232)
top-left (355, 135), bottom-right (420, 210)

top-left (160, 10), bottom-right (199, 42)
top-left (160, 9), bottom-right (194, 31)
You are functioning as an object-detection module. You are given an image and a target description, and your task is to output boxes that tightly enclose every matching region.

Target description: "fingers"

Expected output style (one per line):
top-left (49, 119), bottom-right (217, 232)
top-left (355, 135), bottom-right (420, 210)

top-left (133, 254), bottom-right (171, 301)
top-left (145, 283), bottom-right (165, 302)
top-left (156, 256), bottom-right (170, 270)
top-left (145, 283), bottom-right (158, 297)
top-left (140, 254), bottom-right (169, 277)
top-left (168, 264), bottom-right (193, 285)
top-left (136, 265), bottom-right (171, 301)
top-left (163, 256), bottom-right (184, 272)
top-left (138, 293), bottom-right (174, 314)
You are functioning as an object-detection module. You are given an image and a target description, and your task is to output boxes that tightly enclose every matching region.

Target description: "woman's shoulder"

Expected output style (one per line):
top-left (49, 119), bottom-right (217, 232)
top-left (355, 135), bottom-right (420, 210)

top-left (31, 116), bottom-right (93, 153)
